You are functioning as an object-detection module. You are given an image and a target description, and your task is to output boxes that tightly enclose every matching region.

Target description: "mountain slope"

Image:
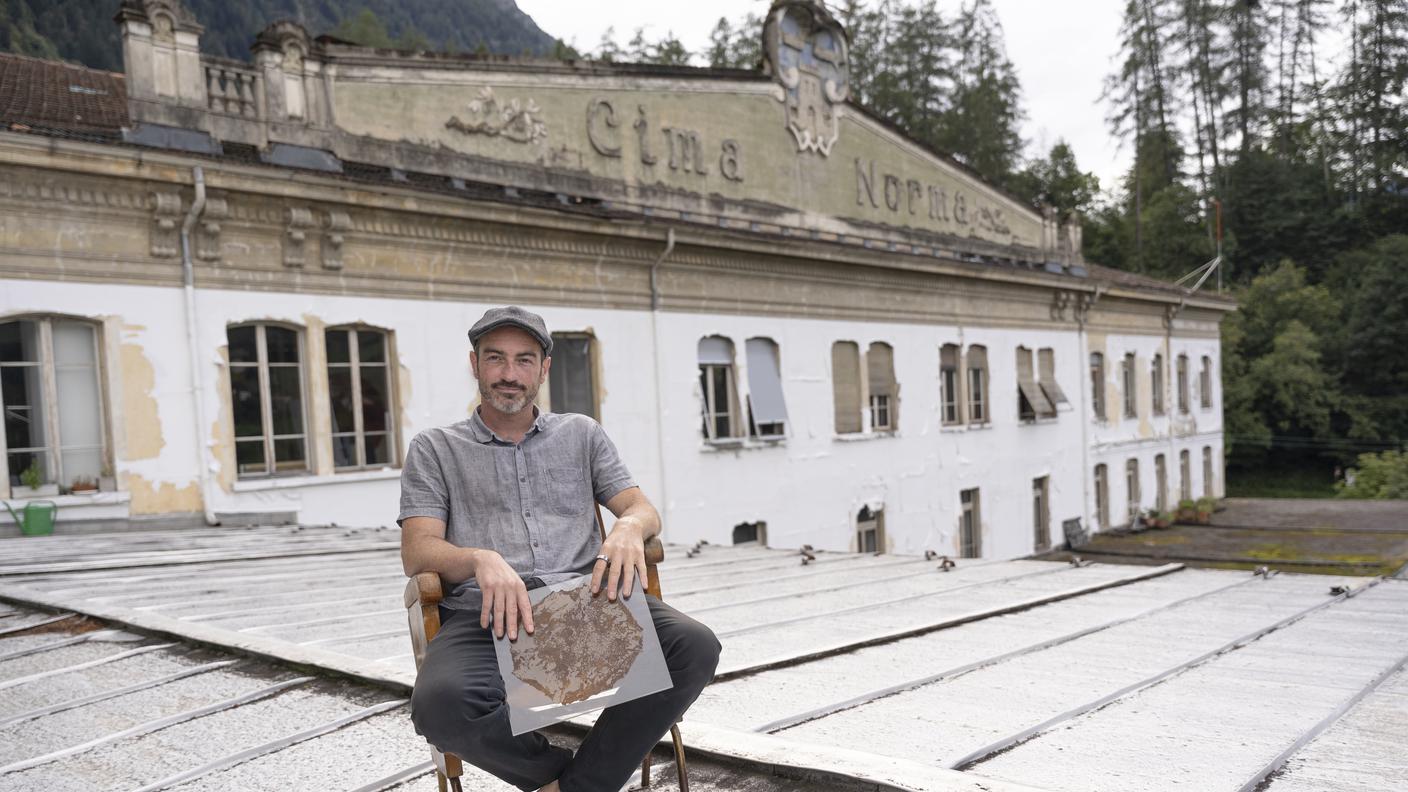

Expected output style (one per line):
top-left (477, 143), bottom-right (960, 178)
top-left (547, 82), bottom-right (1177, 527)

top-left (0, 0), bottom-right (558, 72)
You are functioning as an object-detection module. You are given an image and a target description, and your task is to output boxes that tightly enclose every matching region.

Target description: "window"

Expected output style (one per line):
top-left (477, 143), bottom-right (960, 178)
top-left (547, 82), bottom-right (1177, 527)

top-left (1016, 346), bottom-right (1054, 422)
top-left (1037, 348), bottom-right (1069, 411)
top-left (857, 504), bottom-right (884, 553)
top-left (1126, 458), bottom-right (1141, 520)
top-left (1033, 476), bottom-right (1050, 551)
top-left (1094, 463), bottom-right (1109, 530)
top-left (1154, 454), bottom-right (1168, 512)
top-left (549, 332), bottom-right (597, 419)
top-left (1, 318), bottom-right (107, 493)
top-left (326, 327), bottom-right (395, 470)
top-left (867, 342), bottom-right (897, 431)
top-left (1177, 354), bottom-right (1189, 414)
top-left (960, 488), bottom-right (981, 557)
top-left (1151, 353), bottom-right (1166, 415)
top-left (1089, 352), bottom-right (1106, 421)
top-left (1122, 353), bottom-right (1137, 418)
top-left (1203, 446), bottom-right (1214, 497)
top-left (229, 323), bottom-right (308, 477)
top-left (966, 345), bottom-right (988, 424)
top-left (1200, 356), bottom-right (1213, 410)
top-left (831, 341), bottom-right (862, 434)
top-left (1180, 449), bottom-right (1192, 501)
top-left (732, 521), bottom-right (766, 545)
top-left (940, 344), bottom-right (961, 425)
top-left (745, 337), bottom-right (788, 438)
top-left (698, 336), bottom-right (739, 441)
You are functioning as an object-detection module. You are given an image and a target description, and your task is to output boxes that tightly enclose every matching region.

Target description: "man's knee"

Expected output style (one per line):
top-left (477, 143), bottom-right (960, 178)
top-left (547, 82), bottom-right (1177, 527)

top-left (666, 614), bottom-right (722, 687)
top-left (410, 655), bottom-right (505, 745)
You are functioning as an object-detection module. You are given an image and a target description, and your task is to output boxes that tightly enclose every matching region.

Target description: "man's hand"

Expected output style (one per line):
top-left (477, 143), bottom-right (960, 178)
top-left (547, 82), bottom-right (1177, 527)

top-left (592, 516), bottom-right (647, 601)
top-left (474, 549), bottom-right (534, 640)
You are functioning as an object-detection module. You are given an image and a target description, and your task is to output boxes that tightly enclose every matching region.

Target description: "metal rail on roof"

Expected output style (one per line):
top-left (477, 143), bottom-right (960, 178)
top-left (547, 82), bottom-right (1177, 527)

top-left (948, 576), bottom-right (1385, 771)
top-left (0, 641), bottom-right (176, 692)
top-left (127, 697), bottom-right (408, 791)
top-left (712, 564), bottom-right (1185, 683)
top-left (0, 611), bottom-right (74, 637)
top-left (0, 660), bottom-right (239, 728)
top-left (754, 573), bottom-right (1261, 734)
top-left (238, 607), bottom-right (402, 633)
top-left (1236, 647), bottom-right (1408, 792)
top-left (715, 563), bottom-right (1075, 638)
top-left (667, 555), bottom-right (922, 597)
top-left (347, 761), bottom-right (437, 792)
top-left (0, 675), bottom-right (314, 774)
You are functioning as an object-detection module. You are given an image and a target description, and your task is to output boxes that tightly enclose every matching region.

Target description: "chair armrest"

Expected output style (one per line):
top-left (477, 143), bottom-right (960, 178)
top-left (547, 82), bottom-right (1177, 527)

top-left (404, 571), bottom-right (445, 610)
top-left (645, 535), bottom-right (665, 565)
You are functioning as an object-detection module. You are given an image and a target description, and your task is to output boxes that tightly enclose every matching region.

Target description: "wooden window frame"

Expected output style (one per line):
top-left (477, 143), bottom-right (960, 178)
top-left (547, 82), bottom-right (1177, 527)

top-left (1122, 353), bottom-right (1137, 419)
top-left (1089, 352), bottom-right (1106, 421)
top-left (960, 487), bottom-right (982, 557)
top-left (229, 322), bottom-right (310, 479)
top-left (1151, 353), bottom-right (1166, 416)
top-left (1033, 476), bottom-right (1050, 551)
top-left (326, 326), bottom-right (398, 472)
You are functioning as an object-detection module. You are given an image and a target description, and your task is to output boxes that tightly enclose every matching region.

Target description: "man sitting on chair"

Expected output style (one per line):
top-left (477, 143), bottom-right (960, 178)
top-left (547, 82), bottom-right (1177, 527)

top-left (398, 306), bottom-right (720, 792)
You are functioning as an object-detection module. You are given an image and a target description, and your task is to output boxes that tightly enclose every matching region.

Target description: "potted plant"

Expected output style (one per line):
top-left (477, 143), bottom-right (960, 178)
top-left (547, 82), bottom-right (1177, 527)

top-left (15, 460), bottom-right (58, 497)
top-left (1175, 498), bottom-right (1198, 524)
top-left (70, 476), bottom-right (98, 494)
top-left (1194, 496), bottom-right (1215, 524)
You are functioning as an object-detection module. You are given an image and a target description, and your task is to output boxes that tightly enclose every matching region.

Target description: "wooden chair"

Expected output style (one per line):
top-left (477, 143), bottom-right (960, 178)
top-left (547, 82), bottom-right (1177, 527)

top-left (403, 507), bottom-right (689, 792)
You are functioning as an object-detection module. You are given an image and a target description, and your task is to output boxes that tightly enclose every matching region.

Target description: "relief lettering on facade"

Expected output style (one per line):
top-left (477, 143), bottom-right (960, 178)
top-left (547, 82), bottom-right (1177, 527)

top-left (854, 158), bottom-right (1011, 237)
top-left (764, 0), bottom-right (850, 156)
top-left (445, 87), bottom-right (548, 144)
top-left (585, 98), bottom-right (744, 182)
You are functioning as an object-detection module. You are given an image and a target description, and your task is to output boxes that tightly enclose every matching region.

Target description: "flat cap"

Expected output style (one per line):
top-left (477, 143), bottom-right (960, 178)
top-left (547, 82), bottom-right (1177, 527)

top-left (467, 306), bottom-right (553, 355)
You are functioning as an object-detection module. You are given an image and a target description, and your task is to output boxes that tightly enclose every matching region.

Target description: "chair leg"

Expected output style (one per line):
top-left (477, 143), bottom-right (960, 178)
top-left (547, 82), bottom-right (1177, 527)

top-left (448, 777), bottom-right (463, 792)
top-left (640, 752), bottom-right (652, 787)
top-left (436, 771), bottom-right (448, 792)
top-left (670, 724), bottom-right (689, 792)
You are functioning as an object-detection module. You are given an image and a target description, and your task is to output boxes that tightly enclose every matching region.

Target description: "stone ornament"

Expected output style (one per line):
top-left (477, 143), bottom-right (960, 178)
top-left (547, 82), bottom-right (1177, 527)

top-left (763, 0), bottom-right (850, 157)
top-left (150, 191), bottom-right (182, 258)
top-left (283, 207), bottom-right (315, 268)
top-left (322, 210), bottom-right (351, 270)
top-left (445, 87), bottom-right (548, 145)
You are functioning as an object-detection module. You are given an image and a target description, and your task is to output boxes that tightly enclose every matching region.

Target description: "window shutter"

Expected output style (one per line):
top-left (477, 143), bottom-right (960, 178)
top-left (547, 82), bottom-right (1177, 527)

top-left (745, 338), bottom-right (788, 427)
top-left (1037, 347), bottom-right (1068, 406)
top-left (831, 341), bottom-right (862, 433)
top-left (1017, 346), bottom-right (1053, 416)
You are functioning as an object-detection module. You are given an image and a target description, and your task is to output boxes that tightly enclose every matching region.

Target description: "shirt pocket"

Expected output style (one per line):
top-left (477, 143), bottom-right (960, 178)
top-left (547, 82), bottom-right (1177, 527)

top-left (547, 465), bottom-right (589, 516)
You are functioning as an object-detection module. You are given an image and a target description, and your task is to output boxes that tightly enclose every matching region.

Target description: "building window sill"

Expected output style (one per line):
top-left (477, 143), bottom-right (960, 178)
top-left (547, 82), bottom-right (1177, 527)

top-left (701, 437), bottom-right (785, 453)
top-left (3, 490), bottom-right (131, 507)
top-left (833, 430), bottom-right (898, 442)
top-left (233, 467), bottom-right (401, 492)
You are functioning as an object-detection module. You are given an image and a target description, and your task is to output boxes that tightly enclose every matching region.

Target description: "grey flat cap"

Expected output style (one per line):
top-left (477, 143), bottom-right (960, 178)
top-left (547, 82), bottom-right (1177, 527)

top-left (467, 306), bottom-right (553, 355)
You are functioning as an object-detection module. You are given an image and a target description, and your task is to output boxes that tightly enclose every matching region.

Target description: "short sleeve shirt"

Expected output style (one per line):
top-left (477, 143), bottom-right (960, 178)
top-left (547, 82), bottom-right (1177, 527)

top-left (397, 409), bottom-right (637, 611)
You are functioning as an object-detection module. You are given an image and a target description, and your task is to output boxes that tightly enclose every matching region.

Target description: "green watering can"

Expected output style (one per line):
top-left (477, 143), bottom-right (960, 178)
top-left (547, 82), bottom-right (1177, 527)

top-left (4, 500), bottom-right (56, 536)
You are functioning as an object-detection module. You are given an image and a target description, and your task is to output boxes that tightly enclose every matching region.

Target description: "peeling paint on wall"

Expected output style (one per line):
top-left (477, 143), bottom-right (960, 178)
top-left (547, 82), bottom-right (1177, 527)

top-left (128, 472), bottom-right (203, 515)
top-left (120, 334), bottom-right (165, 460)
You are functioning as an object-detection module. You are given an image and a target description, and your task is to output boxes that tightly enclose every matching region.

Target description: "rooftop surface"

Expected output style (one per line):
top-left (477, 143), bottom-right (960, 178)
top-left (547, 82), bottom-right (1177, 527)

top-left (1, 527), bottom-right (1405, 791)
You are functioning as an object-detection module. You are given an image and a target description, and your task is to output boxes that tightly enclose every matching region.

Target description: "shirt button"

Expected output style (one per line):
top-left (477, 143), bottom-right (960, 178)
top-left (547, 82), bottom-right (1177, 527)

top-left (524, 510), bottom-right (531, 517)
top-left (533, 541), bottom-right (539, 547)
top-left (520, 476), bottom-right (526, 482)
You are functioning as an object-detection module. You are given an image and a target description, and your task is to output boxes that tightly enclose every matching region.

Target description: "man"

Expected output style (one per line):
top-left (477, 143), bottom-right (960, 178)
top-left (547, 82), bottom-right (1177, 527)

top-left (398, 306), bottom-right (720, 792)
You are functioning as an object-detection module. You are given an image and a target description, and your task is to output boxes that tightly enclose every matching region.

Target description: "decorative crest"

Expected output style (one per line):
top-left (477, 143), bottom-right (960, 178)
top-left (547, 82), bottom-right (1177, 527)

top-left (445, 87), bottom-right (548, 145)
top-left (763, 1), bottom-right (850, 157)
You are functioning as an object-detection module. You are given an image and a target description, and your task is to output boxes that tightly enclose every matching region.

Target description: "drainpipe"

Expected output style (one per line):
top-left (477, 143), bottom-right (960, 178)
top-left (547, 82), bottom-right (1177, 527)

top-left (649, 228), bottom-right (675, 537)
top-left (180, 166), bottom-right (218, 526)
top-left (1075, 286), bottom-right (1104, 541)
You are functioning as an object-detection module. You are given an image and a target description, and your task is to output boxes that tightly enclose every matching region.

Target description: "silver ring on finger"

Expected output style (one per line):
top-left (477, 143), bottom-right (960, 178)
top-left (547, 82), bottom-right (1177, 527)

top-left (596, 554), bottom-right (610, 563)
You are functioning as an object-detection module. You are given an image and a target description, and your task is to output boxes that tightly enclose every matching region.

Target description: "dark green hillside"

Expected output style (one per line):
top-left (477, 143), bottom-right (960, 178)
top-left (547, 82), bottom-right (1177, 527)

top-left (0, 0), bottom-right (557, 72)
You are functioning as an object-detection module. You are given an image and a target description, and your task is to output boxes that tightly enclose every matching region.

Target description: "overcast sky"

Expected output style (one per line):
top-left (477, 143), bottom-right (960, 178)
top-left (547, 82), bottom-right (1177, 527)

top-left (517, 0), bottom-right (1133, 190)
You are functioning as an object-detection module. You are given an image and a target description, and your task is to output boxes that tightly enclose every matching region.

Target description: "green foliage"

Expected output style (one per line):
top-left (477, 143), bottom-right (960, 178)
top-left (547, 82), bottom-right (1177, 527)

top-left (1009, 141), bottom-right (1101, 217)
top-left (0, 0), bottom-right (558, 69)
top-left (19, 459), bottom-right (42, 489)
top-left (1337, 451), bottom-right (1408, 500)
top-left (705, 14), bottom-right (762, 69)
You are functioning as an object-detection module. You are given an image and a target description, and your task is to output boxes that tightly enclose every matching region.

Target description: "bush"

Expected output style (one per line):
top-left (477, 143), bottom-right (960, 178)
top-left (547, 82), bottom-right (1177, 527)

top-left (1337, 451), bottom-right (1408, 499)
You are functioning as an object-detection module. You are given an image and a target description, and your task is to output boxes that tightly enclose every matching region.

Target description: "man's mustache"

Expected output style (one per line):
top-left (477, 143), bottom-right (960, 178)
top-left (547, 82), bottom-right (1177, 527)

top-left (492, 381), bottom-right (524, 391)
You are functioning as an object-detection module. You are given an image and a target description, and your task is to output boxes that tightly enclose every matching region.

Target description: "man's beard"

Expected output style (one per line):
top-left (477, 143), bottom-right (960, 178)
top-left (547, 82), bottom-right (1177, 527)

top-left (481, 378), bottom-right (537, 414)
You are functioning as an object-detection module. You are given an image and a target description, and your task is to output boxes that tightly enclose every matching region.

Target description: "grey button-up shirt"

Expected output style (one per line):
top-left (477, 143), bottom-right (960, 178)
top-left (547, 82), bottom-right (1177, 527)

top-left (397, 408), bottom-right (638, 611)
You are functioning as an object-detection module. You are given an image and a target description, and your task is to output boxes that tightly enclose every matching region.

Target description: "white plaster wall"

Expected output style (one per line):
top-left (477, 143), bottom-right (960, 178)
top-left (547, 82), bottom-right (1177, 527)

top-left (655, 313), bottom-right (1090, 559)
top-left (4, 277), bottom-right (1226, 555)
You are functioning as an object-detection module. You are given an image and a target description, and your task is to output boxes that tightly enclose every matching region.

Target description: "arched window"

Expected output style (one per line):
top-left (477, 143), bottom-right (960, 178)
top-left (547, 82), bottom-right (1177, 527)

top-left (1, 317), bottom-right (108, 494)
top-left (940, 343), bottom-right (961, 425)
top-left (831, 341), bottom-right (862, 434)
top-left (1089, 352), bottom-right (1106, 420)
top-left (745, 337), bottom-right (787, 438)
top-left (1094, 463), bottom-right (1109, 530)
top-left (228, 322), bottom-right (308, 477)
top-left (1122, 352), bottom-right (1137, 418)
top-left (1200, 355), bottom-right (1213, 410)
top-left (966, 345), bottom-right (988, 424)
top-left (867, 341), bottom-right (896, 431)
top-left (698, 336), bottom-right (739, 441)
top-left (326, 326), bottom-right (396, 469)
top-left (1177, 353), bottom-right (1190, 413)
top-left (1151, 353), bottom-right (1166, 415)
top-left (549, 332), bottom-right (598, 420)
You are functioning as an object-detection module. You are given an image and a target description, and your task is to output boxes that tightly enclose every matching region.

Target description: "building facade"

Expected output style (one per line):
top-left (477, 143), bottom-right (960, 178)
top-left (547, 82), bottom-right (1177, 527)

top-left (0, 0), bottom-right (1230, 555)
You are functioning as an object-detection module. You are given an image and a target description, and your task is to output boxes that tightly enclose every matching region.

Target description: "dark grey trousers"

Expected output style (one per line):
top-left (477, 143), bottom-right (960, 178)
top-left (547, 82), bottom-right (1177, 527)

top-left (410, 595), bottom-right (721, 792)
